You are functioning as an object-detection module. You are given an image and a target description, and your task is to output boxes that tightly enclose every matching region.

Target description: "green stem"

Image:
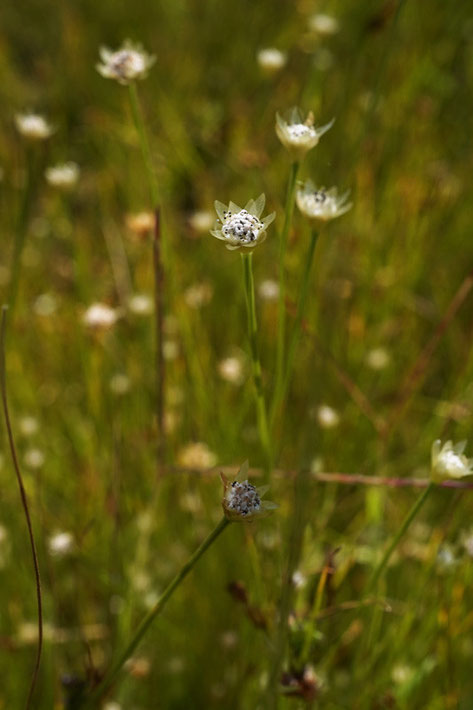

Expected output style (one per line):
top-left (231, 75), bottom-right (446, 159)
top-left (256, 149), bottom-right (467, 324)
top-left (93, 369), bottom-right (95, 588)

top-left (8, 147), bottom-right (35, 312)
top-left (272, 161), bottom-right (299, 425)
top-left (299, 557), bottom-right (327, 667)
top-left (272, 229), bottom-right (319, 426)
top-left (128, 82), bottom-right (159, 207)
top-left (241, 252), bottom-right (272, 474)
top-left (367, 482), bottom-right (435, 593)
top-left (86, 517), bottom-right (230, 706)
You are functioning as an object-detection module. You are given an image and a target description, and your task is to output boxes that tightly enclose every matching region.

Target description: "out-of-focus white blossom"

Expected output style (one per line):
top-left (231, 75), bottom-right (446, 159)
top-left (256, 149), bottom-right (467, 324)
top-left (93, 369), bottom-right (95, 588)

top-left (189, 210), bottom-right (215, 234)
top-left (24, 448), bottom-right (45, 469)
top-left (218, 356), bottom-right (245, 385)
top-left (45, 162), bottom-right (80, 189)
top-left (126, 211), bottom-right (155, 236)
top-left (431, 440), bottom-right (473, 482)
top-left (317, 404), bottom-right (340, 429)
top-left (109, 373), bottom-right (131, 395)
top-left (184, 282), bottom-right (213, 308)
top-left (257, 48), bottom-right (287, 74)
top-left (48, 531), bottom-right (74, 557)
top-left (19, 416), bottom-right (39, 437)
top-left (97, 41), bottom-right (155, 84)
top-left (309, 14), bottom-right (340, 36)
top-left (258, 279), bottom-right (279, 302)
top-left (297, 180), bottom-right (352, 222)
top-left (83, 303), bottom-right (118, 330)
top-left (15, 113), bottom-right (54, 141)
top-left (128, 293), bottom-right (153, 316)
top-left (366, 347), bottom-right (390, 371)
top-left (178, 442), bottom-right (217, 470)
top-left (34, 293), bottom-right (58, 317)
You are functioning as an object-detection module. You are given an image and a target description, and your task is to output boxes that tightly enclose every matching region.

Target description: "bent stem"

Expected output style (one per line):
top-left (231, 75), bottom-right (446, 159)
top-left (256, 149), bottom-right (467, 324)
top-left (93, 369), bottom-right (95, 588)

top-left (272, 229), bottom-right (319, 427)
top-left (367, 481), bottom-right (435, 593)
top-left (86, 517), bottom-right (230, 706)
top-left (272, 161), bottom-right (299, 425)
top-left (0, 307), bottom-right (43, 709)
top-left (241, 252), bottom-right (272, 475)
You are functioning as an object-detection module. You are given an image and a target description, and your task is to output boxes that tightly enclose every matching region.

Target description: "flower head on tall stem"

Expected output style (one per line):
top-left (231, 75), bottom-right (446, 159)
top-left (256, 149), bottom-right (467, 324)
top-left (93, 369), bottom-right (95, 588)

top-left (431, 440), bottom-right (473, 482)
top-left (97, 40), bottom-right (155, 85)
top-left (296, 180), bottom-right (352, 222)
top-left (276, 108), bottom-right (333, 161)
top-left (211, 194), bottom-right (275, 251)
top-left (221, 461), bottom-right (277, 522)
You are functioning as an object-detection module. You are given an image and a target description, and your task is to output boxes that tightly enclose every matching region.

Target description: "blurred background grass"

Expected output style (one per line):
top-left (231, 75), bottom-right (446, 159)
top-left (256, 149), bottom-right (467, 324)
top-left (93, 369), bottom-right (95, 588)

top-left (1, 0), bottom-right (473, 708)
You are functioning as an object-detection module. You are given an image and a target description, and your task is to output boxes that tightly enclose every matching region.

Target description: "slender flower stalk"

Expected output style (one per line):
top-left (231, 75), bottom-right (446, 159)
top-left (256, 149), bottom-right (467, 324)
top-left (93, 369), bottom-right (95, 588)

top-left (8, 147), bottom-right (36, 311)
top-left (128, 82), bottom-right (160, 208)
top-left (366, 482), bottom-right (434, 593)
top-left (272, 161), bottom-right (299, 425)
top-left (241, 253), bottom-right (272, 473)
top-left (272, 229), bottom-right (318, 426)
top-left (86, 517), bottom-right (230, 705)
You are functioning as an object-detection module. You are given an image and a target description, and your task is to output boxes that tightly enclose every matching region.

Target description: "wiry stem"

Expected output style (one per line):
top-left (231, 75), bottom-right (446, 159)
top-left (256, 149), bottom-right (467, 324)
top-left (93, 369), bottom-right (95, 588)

top-left (85, 517), bottom-right (230, 706)
top-left (0, 306), bottom-right (43, 709)
top-left (272, 161), bottom-right (299, 425)
top-left (128, 82), bottom-right (159, 207)
top-left (241, 253), bottom-right (272, 475)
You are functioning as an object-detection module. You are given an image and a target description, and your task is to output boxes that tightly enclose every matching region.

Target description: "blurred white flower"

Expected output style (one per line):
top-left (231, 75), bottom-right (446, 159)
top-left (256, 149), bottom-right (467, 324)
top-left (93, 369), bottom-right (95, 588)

top-left (366, 347), bottom-right (390, 371)
top-left (309, 13), bottom-right (340, 36)
top-left (15, 113), bottom-right (54, 141)
top-left (257, 48), bottom-right (287, 74)
top-left (211, 194), bottom-right (275, 251)
top-left (97, 40), bottom-right (155, 84)
top-left (317, 404), bottom-right (340, 429)
top-left (48, 531), bottom-right (74, 557)
top-left (276, 107), bottom-right (333, 161)
top-left (19, 416), bottom-right (39, 437)
top-left (45, 162), bottom-right (80, 189)
top-left (292, 570), bottom-right (307, 589)
top-left (109, 373), bottom-right (131, 395)
top-left (258, 279), bottom-right (279, 302)
top-left (34, 293), bottom-right (58, 317)
top-left (431, 440), bottom-right (473, 482)
top-left (24, 448), bottom-right (45, 469)
top-left (178, 442), bottom-right (217, 470)
top-left (184, 281), bottom-right (213, 308)
top-left (436, 543), bottom-right (458, 572)
top-left (189, 210), bottom-right (215, 234)
top-left (103, 703), bottom-right (122, 710)
top-left (297, 180), bottom-right (352, 222)
top-left (128, 293), bottom-right (153, 316)
top-left (125, 211), bottom-right (155, 236)
top-left (218, 356), bottom-right (245, 385)
top-left (83, 303), bottom-right (118, 329)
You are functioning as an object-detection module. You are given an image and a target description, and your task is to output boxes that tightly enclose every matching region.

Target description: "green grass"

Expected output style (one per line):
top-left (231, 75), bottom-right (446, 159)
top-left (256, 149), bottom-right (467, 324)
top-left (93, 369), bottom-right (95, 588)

top-left (1, 1), bottom-right (473, 708)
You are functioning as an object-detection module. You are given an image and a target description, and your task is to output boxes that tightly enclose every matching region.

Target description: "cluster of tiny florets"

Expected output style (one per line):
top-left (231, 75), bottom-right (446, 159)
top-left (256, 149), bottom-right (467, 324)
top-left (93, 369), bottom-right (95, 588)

top-left (110, 49), bottom-right (146, 79)
top-left (226, 480), bottom-right (261, 517)
top-left (286, 123), bottom-right (316, 143)
top-left (220, 209), bottom-right (263, 244)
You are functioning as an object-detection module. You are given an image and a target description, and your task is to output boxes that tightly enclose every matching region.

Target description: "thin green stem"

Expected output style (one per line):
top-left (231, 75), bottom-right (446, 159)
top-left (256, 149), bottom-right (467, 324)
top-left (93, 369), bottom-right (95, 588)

top-left (272, 161), bottom-right (299, 425)
top-left (241, 252), bottom-right (272, 474)
top-left (367, 482), bottom-right (435, 593)
top-left (128, 82), bottom-right (159, 207)
top-left (86, 517), bottom-right (230, 706)
top-left (299, 558), bottom-right (328, 667)
top-left (8, 147), bottom-right (35, 312)
top-left (272, 229), bottom-right (319, 427)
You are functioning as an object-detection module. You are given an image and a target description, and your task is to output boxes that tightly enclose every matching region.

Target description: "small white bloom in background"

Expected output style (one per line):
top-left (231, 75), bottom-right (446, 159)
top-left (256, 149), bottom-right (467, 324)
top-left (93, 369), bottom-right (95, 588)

top-left (33, 293), bottom-right (58, 317)
top-left (436, 543), bottom-right (459, 572)
top-left (83, 303), bottom-right (118, 330)
top-left (391, 664), bottom-right (414, 686)
top-left (163, 340), bottom-right (179, 361)
top-left (124, 656), bottom-right (151, 678)
top-left (103, 702), bottom-right (122, 710)
top-left (309, 13), bottom-right (340, 36)
top-left (221, 461), bottom-right (277, 522)
top-left (109, 373), bottom-right (131, 395)
top-left (19, 416), bottom-right (39, 437)
top-left (45, 162), bottom-right (80, 190)
top-left (218, 356), bottom-right (245, 385)
top-left (97, 40), bottom-right (155, 84)
top-left (431, 440), bottom-right (473, 482)
top-left (211, 194), bottom-right (275, 251)
top-left (317, 404), bottom-right (340, 429)
top-left (127, 293), bottom-right (153, 316)
top-left (257, 48), bottom-right (287, 74)
top-left (296, 180), bottom-right (352, 222)
top-left (188, 210), bottom-right (215, 234)
top-left (258, 279), bottom-right (279, 302)
top-left (366, 347), bottom-right (390, 371)
top-left (184, 281), bottom-right (213, 309)
top-left (24, 448), bottom-right (45, 469)
top-left (48, 531), bottom-right (74, 557)
top-left (15, 113), bottom-right (54, 141)
top-left (276, 107), bottom-right (333, 161)
top-left (292, 570), bottom-right (307, 589)
top-left (125, 211), bottom-right (155, 237)
top-left (178, 442), bottom-right (217, 470)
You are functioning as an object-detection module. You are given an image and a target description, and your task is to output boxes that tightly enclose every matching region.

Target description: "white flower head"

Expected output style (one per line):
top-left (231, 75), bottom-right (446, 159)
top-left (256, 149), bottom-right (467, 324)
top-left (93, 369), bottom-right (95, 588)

top-left (296, 179), bottom-right (352, 222)
top-left (45, 162), bottom-right (80, 190)
top-left (257, 48), bottom-right (287, 74)
top-left (127, 293), bottom-right (153, 316)
top-left (97, 40), bottom-right (155, 85)
top-left (48, 531), bottom-right (74, 557)
top-left (431, 440), bottom-right (473, 482)
top-left (309, 13), bottom-right (340, 36)
top-left (276, 108), bottom-right (334, 161)
top-left (317, 404), bottom-right (340, 429)
top-left (15, 113), bottom-right (54, 141)
top-left (83, 303), bottom-right (118, 330)
top-left (221, 461), bottom-right (277, 522)
top-left (211, 194), bottom-right (275, 251)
